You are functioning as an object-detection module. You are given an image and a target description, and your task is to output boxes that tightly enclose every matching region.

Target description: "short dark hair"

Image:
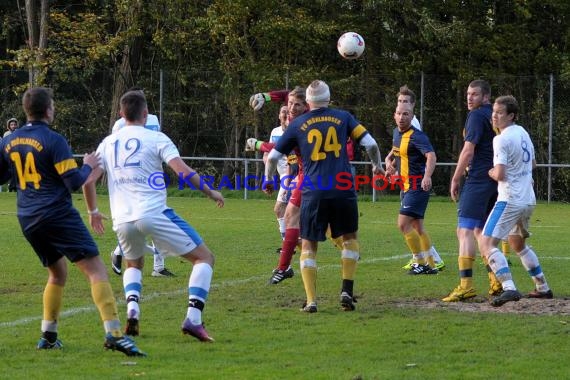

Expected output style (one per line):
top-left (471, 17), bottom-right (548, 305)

top-left (22, 87), bottom-right (53, 120)
top-left (120, 90), bottom-right (147, 122)
top-left (288, 86), bottom-right (306, 103)
top-left (469, 79), bottom-right (491, 97)
top-left (495, 95), bottom-right (519, 120)
top-left (397, 85), bottom-right (416, 105)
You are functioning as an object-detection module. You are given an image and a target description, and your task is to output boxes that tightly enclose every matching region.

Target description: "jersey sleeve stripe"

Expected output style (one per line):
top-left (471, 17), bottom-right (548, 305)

top-left (54, 158), bottom-right (78, 175)
top-left (350, 124), bottom-right (368, 141)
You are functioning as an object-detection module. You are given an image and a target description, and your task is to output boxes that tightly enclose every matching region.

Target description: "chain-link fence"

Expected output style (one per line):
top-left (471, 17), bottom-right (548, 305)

top-left (1, 70), bottom-right (569, 202)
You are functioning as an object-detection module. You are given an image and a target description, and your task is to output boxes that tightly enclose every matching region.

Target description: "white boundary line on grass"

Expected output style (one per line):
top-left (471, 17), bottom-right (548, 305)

top-left (3, 252), bottom-right (570, 328)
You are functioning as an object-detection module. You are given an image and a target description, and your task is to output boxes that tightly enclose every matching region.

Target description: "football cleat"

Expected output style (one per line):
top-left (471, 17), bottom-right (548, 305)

top-left (111, 251), bottom-right (122, 276)
top-left (300, 301), bottom-right (317, 313)
top-left (435, 261), bottom-right (446, 271)
top-left (487, 272), bottom-right (503, 296)
top-left (527, 289), bottom-right (553, 299)
top-left (490, 289), bottom-right (522, 307)
top-left (181, 319), bottom-right (214, 342)
top-left (104, 334), bottom-right (146, 356)
top-left (340, 292), bottom-right (356, 311)
top-left (442, 286), bottom-right (477, 302)
top-left (151, 268), bottom-right (175, 277)
top-left (408, 263), bottom-right (438, 275)
top-left (488, 282), bottom-right (503, 296)
top-left (402, 258), bottom-right (414, 270)
top-left (268, 266), bottom-right (294, 284)
top-left (125, 318), bottom-right (139, 336)
top-left (37, 337), bottom-right (63, 350)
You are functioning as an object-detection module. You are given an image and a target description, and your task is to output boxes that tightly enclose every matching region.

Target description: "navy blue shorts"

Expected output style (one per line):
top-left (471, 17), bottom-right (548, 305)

top-left (400, 189), bottom-right (430, 219)
top-left (300, 197), bottom-right (358, 241)
top-left (22, 208), bottom-right (99, 267)
top-left (457, 180), bottom-right (497, 228)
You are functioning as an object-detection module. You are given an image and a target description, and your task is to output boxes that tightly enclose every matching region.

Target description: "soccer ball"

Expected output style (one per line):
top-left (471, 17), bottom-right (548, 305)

top-left (337, 32), bottom-right (365, 60)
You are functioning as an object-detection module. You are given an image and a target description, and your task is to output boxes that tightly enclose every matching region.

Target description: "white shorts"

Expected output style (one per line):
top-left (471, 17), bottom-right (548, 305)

top-left (482, 201), bottom-right (533, 240)
top-left (114, 209), bottom-right (203, 260)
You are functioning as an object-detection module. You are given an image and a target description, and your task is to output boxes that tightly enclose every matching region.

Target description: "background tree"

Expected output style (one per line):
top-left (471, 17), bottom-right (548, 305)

top-left (0, 0), bottom-right (569, 199)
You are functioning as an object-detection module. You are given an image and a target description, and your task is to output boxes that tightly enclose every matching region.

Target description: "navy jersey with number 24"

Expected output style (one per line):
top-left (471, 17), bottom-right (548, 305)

top-left (274, 108), bottom-right (369, 200)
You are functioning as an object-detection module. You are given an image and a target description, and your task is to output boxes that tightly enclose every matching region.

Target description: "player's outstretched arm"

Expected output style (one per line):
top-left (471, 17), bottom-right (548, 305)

top-left (168, 157), bottom-right (224, 208)
top-left (249, 90), bottom-right (290, 111)
top-left (245, 137), bottom-right (275, 153)
top-left (61, 151), bottom-right (100, 192)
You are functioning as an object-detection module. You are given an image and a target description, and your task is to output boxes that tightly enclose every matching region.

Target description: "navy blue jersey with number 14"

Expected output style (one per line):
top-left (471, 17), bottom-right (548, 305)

top-left (0, 121), bottom-right (91, 231)
top-left (275, 107), bottom-right (369, 200)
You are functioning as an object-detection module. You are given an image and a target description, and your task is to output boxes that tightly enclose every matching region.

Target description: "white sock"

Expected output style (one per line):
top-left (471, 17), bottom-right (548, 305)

top-left (153, 250), bottom-right (165, 272)
top-left (123, 267), bottom-right (142, 319)
top-left (412, 252), bottom-right (425, 263)
top-left (186, 263), bottom-right (213, 324)
top-left (518, 246), bottom-right (549, 292)
top-left (278, 217), bottom-right (286, 239)
top-left (113, 244), bottom-right (122, 256)
top-left (429, 246), bottom-right (442, 263)
top-left (488, 248), bottom-right (516, 291)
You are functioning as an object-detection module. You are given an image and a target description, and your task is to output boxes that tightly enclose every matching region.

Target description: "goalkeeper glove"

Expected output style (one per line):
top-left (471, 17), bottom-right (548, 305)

top-left (245, 138), bottom-right (258, 152)
top-left (249, 93), bottom-right (271, 111)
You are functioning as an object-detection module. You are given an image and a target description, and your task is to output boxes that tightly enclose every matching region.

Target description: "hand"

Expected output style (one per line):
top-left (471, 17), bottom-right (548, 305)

top-left (249, 93), bottom-right (266, 111)
top-left (262, 181), bottom-right (274, 195)
top-left (450, 177), bottom-right (460, 202)
top-left (83, 151), bottom-right (100, 169)
top-left (88, 211), bottom-right (108, 235)
top-left (421, 176), bottom-right (432, 192)
top-left (245, 137), bottom-right (258, 152)
top-left (208, 190), bottom-right (225, 208)
top-left (372, 164), bottom-right (385, 176)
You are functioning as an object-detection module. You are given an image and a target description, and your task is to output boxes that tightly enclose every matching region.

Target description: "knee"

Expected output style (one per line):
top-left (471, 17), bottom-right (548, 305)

top-left (300, 251), bottom-right (316, 269)
top-left (398, 222), bottom-right (410, 234)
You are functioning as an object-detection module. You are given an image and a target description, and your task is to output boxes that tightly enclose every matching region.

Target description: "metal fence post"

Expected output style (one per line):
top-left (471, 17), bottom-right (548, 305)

top-left (244, 159), bottom-right (249, 200)
top-left (548, 73), bottom-right (553, 204)
top-left (420, 71), bottom-right (424, 126)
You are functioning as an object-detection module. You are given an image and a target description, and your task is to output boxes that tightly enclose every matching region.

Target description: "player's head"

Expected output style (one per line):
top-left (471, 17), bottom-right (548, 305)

top-left (279, 105), bottom-right (288, 128)
top-left (394, 102), bottom-right (414, 132)
top-left (120, 90), bottom-right (148, 123)
top-left (6, 117), bottom-right (18, 131)
top-left (467, 79), bottom-right (491, 110)
top-left (287, 86), bottom-right (308, 120)
top-left (306, 80), bottom-right (330, 109)
top-left (22, 87), bottom-right (54, 123)
top-left (397, 85), bottom-right (416, 107)
top-left (492, 95), bottom-right (518, 129)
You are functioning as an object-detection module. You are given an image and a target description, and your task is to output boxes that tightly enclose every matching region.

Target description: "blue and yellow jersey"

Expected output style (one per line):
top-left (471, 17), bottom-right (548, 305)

top-left (463, 103), bottom-right (494, 182)
top-left (275, 107), bottom-right (368, 199)
top-left (0, 121), bottom-right (91, 231)
top-left (392, 126), bottom-right (434, 192)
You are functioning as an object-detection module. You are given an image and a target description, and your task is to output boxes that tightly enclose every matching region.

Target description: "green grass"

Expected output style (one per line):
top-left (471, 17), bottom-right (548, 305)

top-left (1, 192), bottom-right (569, 379)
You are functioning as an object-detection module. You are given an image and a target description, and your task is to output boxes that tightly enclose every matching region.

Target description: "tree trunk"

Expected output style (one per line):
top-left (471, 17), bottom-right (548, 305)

top-left (24, 0), bottom-right (48, 87)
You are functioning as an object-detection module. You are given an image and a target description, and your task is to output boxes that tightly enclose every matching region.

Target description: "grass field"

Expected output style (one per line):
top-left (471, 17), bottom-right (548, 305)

top-left (1, 191), bottom-right (569, 379)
